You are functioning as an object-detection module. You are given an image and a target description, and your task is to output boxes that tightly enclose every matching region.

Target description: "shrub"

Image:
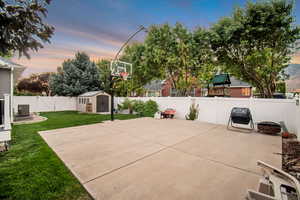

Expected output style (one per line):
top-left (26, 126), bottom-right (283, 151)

top-left (186, 103), bottom-right (199, 120)
top-left (143, 100), bottom-right (159, 117)
top-left (118, 98), bottom-right (135, 114)
top-left (119, 99), bottom-right (159, 117)
top-left (132, 100), bottom-right (145, 116)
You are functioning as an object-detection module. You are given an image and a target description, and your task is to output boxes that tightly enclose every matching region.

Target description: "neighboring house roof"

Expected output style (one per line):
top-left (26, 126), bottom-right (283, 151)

top-left (0, 57), bottom-right (26, 82)
top-left (212, 74), bottom-right (231, 86)
top-left (79, 91), bottom-right (108, 97)
top-left (229, 76), bottom-right (252, 88)
top-left (144, 80), bottom-right (164, 91)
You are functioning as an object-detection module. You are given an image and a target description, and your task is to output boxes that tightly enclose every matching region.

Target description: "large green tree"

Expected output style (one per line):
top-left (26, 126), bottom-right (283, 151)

top-left (143, 23), bottom-right (195, 96)
top-left (143, 23), bottom-right (217, 96)
top-left (0, 0), bottom-right (54, 57)
top-left (210, 0), bottom-right (300, 98)
top-left (50, 52), bottom-right (101, 96)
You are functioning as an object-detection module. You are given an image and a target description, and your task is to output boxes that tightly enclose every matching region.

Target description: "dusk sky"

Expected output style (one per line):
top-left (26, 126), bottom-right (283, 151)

top-left (12, 0), bottom-right (300, 77)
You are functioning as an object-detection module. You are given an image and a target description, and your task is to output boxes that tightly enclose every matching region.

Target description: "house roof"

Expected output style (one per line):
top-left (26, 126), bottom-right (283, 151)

top-left (79, 91), bottom-right (108, 97)
top-left (144, 80), bottom-right (164, 91)
top-left (229, 76), bottom-right (252, 88)
top-left (212, 74), bottom-right (231, 86)
top-left (0, 57), bottom-right (26, 82)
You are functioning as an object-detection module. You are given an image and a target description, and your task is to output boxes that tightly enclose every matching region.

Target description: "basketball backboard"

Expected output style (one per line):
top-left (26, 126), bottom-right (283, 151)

top-left (110, 60), bottom-right (132, 80)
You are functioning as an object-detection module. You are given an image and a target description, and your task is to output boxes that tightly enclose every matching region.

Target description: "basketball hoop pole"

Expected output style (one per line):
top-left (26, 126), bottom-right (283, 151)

top-left (113, 25), bottom-right (147, 61)
top-left (110, 25), bottom-right (147, 121)
top-left (109, 75), bottom-right (114, 121)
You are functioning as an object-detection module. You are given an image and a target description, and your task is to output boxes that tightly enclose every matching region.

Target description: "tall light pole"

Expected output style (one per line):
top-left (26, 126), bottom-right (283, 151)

top-left (110, 25), bottom-right (147, 121)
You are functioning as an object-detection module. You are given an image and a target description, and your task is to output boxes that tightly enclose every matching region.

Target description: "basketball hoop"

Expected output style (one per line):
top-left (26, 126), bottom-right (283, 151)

top-left (110, 60), bottom-right (132, 80)
top-left (120, 72), bottom-right (129, 80)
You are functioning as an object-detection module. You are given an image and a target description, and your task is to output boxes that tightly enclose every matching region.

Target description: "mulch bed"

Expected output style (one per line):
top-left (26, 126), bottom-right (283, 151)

top-left (282, 134), bottom-right (300, 180)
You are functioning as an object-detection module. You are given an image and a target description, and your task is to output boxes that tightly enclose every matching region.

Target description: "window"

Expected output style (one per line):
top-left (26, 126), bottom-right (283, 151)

top-left (242, 88), bottom-right (251, 96)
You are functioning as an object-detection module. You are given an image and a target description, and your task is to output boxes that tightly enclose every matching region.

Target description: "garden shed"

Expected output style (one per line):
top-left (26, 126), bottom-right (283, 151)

top-left (78, 91), bottom-right (111, 114)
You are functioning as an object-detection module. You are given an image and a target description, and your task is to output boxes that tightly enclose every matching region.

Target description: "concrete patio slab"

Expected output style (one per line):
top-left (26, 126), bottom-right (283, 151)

top-left (85, 148), bottom-right (258, 200)
top-left (39, 118), bottom-right (281, 200)
top-left (173, 125), bottom-right (282, 174)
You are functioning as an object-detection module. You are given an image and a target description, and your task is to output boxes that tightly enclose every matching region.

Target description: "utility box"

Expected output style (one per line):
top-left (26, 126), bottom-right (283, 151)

top-left (17, 104), bottom-right (30, 117)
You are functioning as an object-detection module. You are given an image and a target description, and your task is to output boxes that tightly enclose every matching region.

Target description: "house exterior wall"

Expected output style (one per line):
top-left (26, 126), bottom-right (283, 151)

top-left (0, 68), bottom-right (11, 99)
top-left (161, 81), bottom-right (171, 96)
top-left (229, 87), bottom-right (252, 98)
top-left (161, 80), bottom-right (202, 97)
top-left (208, 87), bottom-right (252, 98)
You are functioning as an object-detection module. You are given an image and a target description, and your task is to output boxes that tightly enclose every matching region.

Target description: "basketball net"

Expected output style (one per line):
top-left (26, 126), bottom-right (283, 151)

top-left (120, 72), bottom-right (129, 80)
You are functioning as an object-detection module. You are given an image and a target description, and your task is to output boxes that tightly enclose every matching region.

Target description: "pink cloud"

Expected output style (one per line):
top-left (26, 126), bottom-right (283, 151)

top-left (12, 43), bottom-right (116, 77)
top-left (56, 26), bottom-right (125, 47)
top-left (291, 51), bottom-right (300, 64)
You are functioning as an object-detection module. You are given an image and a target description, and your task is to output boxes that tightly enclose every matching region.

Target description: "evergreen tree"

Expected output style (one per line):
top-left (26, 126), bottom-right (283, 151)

top-left (50, 52), bottom-right (101, 96)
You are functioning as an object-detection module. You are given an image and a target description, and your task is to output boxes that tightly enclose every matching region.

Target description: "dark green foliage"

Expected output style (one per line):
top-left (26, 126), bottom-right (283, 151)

top-left (50, 52), bottom-right (101, 96)
top-left (0, 111), bottom-right (139, 200)
top-left (132, 100), bottom-right (146, 116)
top-left (0, 0), bottom-right (54, 57)
top-left (133, 100), bottom-right (158, 117)
top-left (186, 103), bottom-right (199, 120)
top-left (276, 82), bottom-right (286, 93)
top-left (210, 0), bottom-right (300, 98)
top-left (143, 100), bottom-right (159, 117)
top-left (96, 59), bottom-right (111, 94)
top-left (119, 99), bottom-right (159, 117)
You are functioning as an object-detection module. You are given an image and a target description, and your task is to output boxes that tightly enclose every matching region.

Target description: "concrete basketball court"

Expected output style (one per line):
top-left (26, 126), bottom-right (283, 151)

top-left (39, 118), bottom-right (281, 200)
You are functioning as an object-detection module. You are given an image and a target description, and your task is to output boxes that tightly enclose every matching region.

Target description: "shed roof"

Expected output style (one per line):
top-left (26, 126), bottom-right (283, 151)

top-left (79, 91), bottom-right (108, 97)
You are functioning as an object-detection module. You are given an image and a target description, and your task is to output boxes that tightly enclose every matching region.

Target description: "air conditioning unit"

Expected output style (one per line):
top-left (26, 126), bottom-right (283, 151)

top-left (18, 105), bottom-right (30, 117)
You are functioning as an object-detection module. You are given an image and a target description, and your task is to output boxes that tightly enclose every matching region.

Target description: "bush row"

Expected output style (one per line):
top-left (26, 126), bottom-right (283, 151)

top-left (118, 98), bottom-right (159, 117)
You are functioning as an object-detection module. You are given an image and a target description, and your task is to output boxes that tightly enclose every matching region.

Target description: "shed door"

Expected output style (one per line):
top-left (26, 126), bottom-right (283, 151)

top-left (97, 95), bottom-right (109, 112)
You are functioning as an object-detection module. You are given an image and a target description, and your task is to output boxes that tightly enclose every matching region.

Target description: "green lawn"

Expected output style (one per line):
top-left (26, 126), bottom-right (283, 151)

top-left (0, 111), bottom-right (139, 200)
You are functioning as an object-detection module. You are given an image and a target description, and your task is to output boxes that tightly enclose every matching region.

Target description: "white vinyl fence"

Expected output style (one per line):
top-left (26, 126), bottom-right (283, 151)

top-left (13, 96), bottom-right (300, 138)
top-left (13, 96), bottom-right (77, 113)
top-left (116, 97), bottom-right (299, 136)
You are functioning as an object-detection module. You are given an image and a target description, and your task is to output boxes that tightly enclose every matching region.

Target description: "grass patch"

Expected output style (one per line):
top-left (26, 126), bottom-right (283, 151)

top-left (0, 111), bottom-right (139, 200)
